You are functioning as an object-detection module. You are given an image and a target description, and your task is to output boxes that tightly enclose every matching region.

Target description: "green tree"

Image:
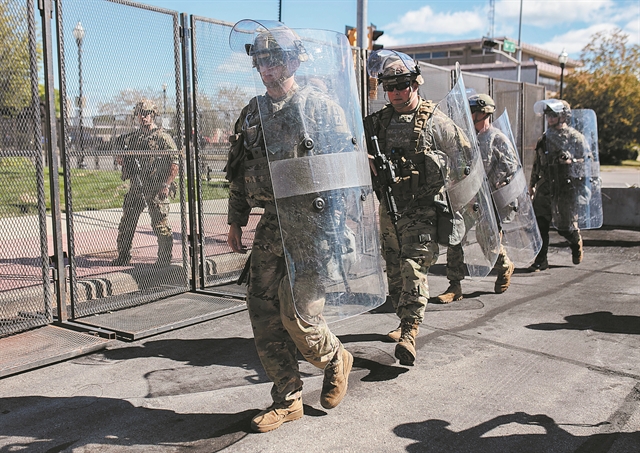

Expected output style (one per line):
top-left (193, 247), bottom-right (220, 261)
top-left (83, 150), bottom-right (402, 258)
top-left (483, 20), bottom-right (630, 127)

top-left (564, 29), bottom-right (640, 164)
top-left (0, 0), bottom-right (37, 116)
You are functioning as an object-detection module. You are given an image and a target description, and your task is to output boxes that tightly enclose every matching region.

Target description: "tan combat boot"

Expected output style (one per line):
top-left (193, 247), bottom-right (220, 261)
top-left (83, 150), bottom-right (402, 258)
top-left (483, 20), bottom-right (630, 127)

top-left (387, 322), bottom-right (402, 342)
top-left (571, 238), bottom-right (583, 265)
top-left (436, 280), bottom-right (463, 303)
top-left (495, 261), bottom-right (515, 294)
top-left (251, 398), bottom-right (303, 433)
top-left (320, 346), bottom-right (353, 409)
top-left (395, 319), bottom-right (420, 366)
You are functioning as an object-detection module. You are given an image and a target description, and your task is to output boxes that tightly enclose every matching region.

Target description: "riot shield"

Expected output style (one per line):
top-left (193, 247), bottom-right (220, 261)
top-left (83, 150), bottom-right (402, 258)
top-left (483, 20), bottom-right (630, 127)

top-left (230, 20), bottom-right (387, 324)
top-left (569, 109), bottom-right (603, 229)
top-left (437, 74), bottom-right (500, 278)
top-left (491, 110), bottom-right (542, 266)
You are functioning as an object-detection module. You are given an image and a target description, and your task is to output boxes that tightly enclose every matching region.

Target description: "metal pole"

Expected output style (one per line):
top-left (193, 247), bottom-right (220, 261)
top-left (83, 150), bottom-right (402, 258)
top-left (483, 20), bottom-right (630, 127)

top-left (76, 34), bottom-right (85, 168)
top-left (162, 83), bottom-right (167, 123)
top-left (357, 0), bottom-right (367, 49)
top-left (278, 0), bottom-right (282, 22)
top-left (516, 0), bottom-right (523, 82)
top-left (560, 63), bottom-right (565, 98)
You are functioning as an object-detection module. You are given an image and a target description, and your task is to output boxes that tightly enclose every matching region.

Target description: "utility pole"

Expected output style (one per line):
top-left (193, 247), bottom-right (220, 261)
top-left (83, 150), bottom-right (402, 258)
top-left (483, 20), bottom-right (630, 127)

top-left (357, 0), bottom-right (367, 50)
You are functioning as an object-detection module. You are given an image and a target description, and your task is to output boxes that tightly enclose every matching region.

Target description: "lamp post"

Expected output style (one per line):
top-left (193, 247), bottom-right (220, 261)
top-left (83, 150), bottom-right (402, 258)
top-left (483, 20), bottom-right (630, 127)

top-left (162, 83), bottom-right (167, 126)
top-left (73, 21), bottom-right (86, 169)
top-left (558, 48), bottom-right (568, 99)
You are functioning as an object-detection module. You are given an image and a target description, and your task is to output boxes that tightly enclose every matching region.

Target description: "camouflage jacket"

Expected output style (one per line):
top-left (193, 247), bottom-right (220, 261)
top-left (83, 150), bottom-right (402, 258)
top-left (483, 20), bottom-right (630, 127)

top-left (363, 98), bottom-right (470, 210)
top-left (477, 125), bottom-right (519, 190)
top-left (226, 84), bottom-right (351, 227)
top-left (530, 125), bottom-right (590, 195)
top-left (114, 127), bottom-right (178, 192)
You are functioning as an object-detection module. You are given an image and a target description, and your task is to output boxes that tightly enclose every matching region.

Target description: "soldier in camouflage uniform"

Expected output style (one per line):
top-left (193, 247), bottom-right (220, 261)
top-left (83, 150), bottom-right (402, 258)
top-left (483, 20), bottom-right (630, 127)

top-left (437, 94), bottom-right (518, 302)
top-left (226, 25), bottom-right (353, 433)
top-left (110, 100), bottom-right (178, 267)
top-left (364, 50), bottom-right (471, 366)
top-left (528, 100), bottom-right (587, 271)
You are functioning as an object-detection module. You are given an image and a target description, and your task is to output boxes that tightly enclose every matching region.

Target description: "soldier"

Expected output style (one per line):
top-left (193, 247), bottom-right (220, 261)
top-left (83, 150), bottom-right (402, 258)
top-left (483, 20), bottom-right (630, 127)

top-left (226, 22), bottom-right (359, 433)
top-left (110, 100), bottom-right (178, 267)
top-left (529, 99), bottom-right (587, 271)
top-left (437, 94), bottom-right (518, 302)
top-left (364, 50), bottom-right (473, 366)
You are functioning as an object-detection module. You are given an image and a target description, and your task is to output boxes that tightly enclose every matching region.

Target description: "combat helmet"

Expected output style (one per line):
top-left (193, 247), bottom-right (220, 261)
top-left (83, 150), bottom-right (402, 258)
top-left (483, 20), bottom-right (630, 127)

top-left (367, 49), bottom-right (424, 90)
top-left (534, 99), bottom-right (571, 120)
top-left (245, 27), bottom-right (308, 69)
top-left (134, 99), bottom-right (158, 117)
top-left (468, 94), bottom-right (496, 114)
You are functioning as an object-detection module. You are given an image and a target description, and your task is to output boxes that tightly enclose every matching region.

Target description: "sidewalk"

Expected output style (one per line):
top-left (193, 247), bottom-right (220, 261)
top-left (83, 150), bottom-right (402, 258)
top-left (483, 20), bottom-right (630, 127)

top-left (1, 227), bottom-right (639, 452)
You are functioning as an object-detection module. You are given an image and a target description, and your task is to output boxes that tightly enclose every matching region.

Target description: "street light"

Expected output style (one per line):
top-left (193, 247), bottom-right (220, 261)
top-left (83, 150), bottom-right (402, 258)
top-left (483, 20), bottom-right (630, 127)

top-left (72, 21), bottom-right (86, 169)
top-left (558, 48), bottom-right (568, 99)
top-left (162, 83), bottom-right (167, 125)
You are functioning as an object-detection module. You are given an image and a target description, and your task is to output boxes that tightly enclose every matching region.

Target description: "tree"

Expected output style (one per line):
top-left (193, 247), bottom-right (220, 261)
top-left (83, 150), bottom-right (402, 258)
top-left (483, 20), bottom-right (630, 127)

top-left (564, 29), bottom-right (640, 164)
top-left (0, 0), bottom-right (38, 117)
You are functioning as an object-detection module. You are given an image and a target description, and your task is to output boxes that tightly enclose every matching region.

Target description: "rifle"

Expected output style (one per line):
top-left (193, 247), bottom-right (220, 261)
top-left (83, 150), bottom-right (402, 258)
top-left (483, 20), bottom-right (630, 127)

top-left (370, 135), bottom-right (401, 248)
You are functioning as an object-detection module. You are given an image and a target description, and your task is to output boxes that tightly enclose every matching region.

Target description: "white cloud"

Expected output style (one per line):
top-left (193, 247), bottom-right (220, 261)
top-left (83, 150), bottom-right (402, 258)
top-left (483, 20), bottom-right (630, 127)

top-left (383, 5), bottom-right (485, 36)
top-left (533, 23), bottom-right (621, 54)
top-left (496, 0), bottom-right (614, 27)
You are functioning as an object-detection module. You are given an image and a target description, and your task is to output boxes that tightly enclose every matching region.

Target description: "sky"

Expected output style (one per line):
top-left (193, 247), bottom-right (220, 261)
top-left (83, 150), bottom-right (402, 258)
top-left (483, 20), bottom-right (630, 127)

top-left (140, 0), bottom-right (640, 59)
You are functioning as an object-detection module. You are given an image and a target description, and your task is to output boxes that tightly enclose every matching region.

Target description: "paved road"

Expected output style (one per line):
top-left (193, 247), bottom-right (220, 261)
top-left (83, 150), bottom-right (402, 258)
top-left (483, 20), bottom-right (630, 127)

top-left (0, 227), bottom-right (639, 452)
top-left (600, 166), bottom-right (640, 188)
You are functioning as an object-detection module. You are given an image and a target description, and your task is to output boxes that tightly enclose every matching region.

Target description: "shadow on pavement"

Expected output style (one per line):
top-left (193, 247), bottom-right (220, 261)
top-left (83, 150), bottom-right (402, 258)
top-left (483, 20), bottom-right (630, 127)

top-left (394, 412), bottom-right (639, 453)
top-left (526, 311), bottom-right (640, 335)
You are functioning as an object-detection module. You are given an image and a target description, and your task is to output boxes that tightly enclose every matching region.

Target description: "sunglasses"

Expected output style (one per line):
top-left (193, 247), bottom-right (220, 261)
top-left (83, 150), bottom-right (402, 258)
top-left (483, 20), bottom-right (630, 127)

top-left (382, 80), bottom-right (411, 92)
top-left (139, 110), bottom-right (155, 117)
top-left (253, 50), bottom-right (285, 68)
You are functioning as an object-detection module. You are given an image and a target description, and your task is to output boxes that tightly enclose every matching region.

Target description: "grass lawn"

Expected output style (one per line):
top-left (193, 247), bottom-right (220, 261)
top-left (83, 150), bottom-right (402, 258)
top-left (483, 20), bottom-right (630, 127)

top-left (0, 157), bottom-right (229, 218)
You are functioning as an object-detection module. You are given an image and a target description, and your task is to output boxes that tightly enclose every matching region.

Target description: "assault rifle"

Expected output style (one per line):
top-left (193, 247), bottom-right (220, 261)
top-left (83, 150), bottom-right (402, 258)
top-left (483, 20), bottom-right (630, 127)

top-left (370, 136), bottom-right (401, 247)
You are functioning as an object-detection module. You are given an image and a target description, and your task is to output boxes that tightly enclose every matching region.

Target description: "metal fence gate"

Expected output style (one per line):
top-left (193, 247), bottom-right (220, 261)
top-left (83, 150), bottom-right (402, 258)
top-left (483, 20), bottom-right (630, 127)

top-left (56, 0), bottom-right (189, 318)
top-left (0, 0), bottom-right (53, 337)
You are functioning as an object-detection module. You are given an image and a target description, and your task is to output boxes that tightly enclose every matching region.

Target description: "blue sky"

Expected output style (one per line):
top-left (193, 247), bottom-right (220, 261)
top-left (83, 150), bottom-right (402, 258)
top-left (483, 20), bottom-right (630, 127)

top-left (141, 0), bottom-right (640, 58)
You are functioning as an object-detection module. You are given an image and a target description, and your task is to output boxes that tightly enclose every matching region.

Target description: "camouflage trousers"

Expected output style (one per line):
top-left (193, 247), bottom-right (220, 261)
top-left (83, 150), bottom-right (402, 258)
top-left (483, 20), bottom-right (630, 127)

top-left (246, 211), bottom-right (341, 404)
top-left (116, 187), bottom-right (172, 260)
top-left (445, 232), bottom-right (512, 282)
top-left (379, 203), bottom-right (439, 323)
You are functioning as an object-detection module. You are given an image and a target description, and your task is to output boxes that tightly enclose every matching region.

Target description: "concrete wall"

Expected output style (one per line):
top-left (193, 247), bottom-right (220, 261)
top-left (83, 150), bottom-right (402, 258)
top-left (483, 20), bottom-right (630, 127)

top-left (602, 187), bottom-right (640, 228)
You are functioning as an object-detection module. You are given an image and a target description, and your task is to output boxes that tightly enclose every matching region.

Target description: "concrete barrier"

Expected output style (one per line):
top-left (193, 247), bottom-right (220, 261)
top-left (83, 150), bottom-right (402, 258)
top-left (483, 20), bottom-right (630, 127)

top-left (602, 187), bottom-right (640, 228)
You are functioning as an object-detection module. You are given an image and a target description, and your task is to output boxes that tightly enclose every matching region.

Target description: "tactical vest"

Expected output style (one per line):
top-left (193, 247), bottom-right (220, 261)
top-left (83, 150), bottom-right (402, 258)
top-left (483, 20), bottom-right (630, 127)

top-left (368, 100), bottom-right (441, 209)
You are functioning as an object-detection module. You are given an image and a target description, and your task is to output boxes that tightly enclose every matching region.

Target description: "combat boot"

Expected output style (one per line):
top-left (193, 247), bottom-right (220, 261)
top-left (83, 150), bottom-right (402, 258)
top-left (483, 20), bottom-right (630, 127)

top-left (155, 235), bottom-right (173, 267)
top-left (436, 280), bottom-right (463, 303)
top-left (495, 261), bottom-right (515, 294)
top-left (386, 322), bottom-right (402, 342)
top-left (571, 238), bottom-right (583, 265)
top-left (395, 319), bottom-right (419, 366)
top-left (528, 260), bottom-right (548, 272)
top-left (320, 346), bottom-right (353, 409)
top-left (250, 398), bottom-right (303, 433)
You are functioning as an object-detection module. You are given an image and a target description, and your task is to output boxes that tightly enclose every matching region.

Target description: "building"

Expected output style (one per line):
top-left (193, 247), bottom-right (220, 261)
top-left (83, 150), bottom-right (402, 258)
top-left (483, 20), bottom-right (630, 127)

top-left (389, 37), bottom-right (581, 96)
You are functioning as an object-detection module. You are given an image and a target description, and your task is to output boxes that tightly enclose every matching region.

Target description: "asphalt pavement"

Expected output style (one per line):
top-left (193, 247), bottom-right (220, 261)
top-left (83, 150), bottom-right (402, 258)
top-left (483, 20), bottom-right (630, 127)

top-left (1, 227), bottom-right (639, 452)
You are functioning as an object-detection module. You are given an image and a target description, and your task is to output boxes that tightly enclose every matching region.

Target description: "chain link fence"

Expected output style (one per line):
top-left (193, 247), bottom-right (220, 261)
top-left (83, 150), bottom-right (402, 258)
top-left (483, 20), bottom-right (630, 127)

top-left (56, 0), bottom-right (188, 317)
top-left (0, 0), bottom-right (53, 337)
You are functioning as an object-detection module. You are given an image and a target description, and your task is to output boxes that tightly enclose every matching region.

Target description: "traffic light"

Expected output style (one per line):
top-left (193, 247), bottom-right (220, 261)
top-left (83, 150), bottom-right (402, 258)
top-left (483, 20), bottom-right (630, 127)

top-left (368, 25), bottom-right (384, 50)
top-left (481, 37), bottom-right (499, 50)
top-left (345, 26), bottom-right (357, 47)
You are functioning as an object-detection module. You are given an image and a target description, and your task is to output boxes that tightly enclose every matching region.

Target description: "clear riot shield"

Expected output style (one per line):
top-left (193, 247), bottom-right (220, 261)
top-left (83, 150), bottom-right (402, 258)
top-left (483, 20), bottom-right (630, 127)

top-left (229, 20), bottom-right (387, 324)
top-left (437, 74), bottom-right (500, 278)
top-left (491, 110), bottom-right (542, 266)
top-left (569, 109), bottom-right (603, 229)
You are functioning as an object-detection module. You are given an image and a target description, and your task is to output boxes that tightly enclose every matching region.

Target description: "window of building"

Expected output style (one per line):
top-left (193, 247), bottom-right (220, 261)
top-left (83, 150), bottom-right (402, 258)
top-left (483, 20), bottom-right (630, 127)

top-left (413, 52), bottom-right (431, 60)
top-left (431, 51), bottom-right (447, 58)
top-left (449, 50), bottom-right (463, 57)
